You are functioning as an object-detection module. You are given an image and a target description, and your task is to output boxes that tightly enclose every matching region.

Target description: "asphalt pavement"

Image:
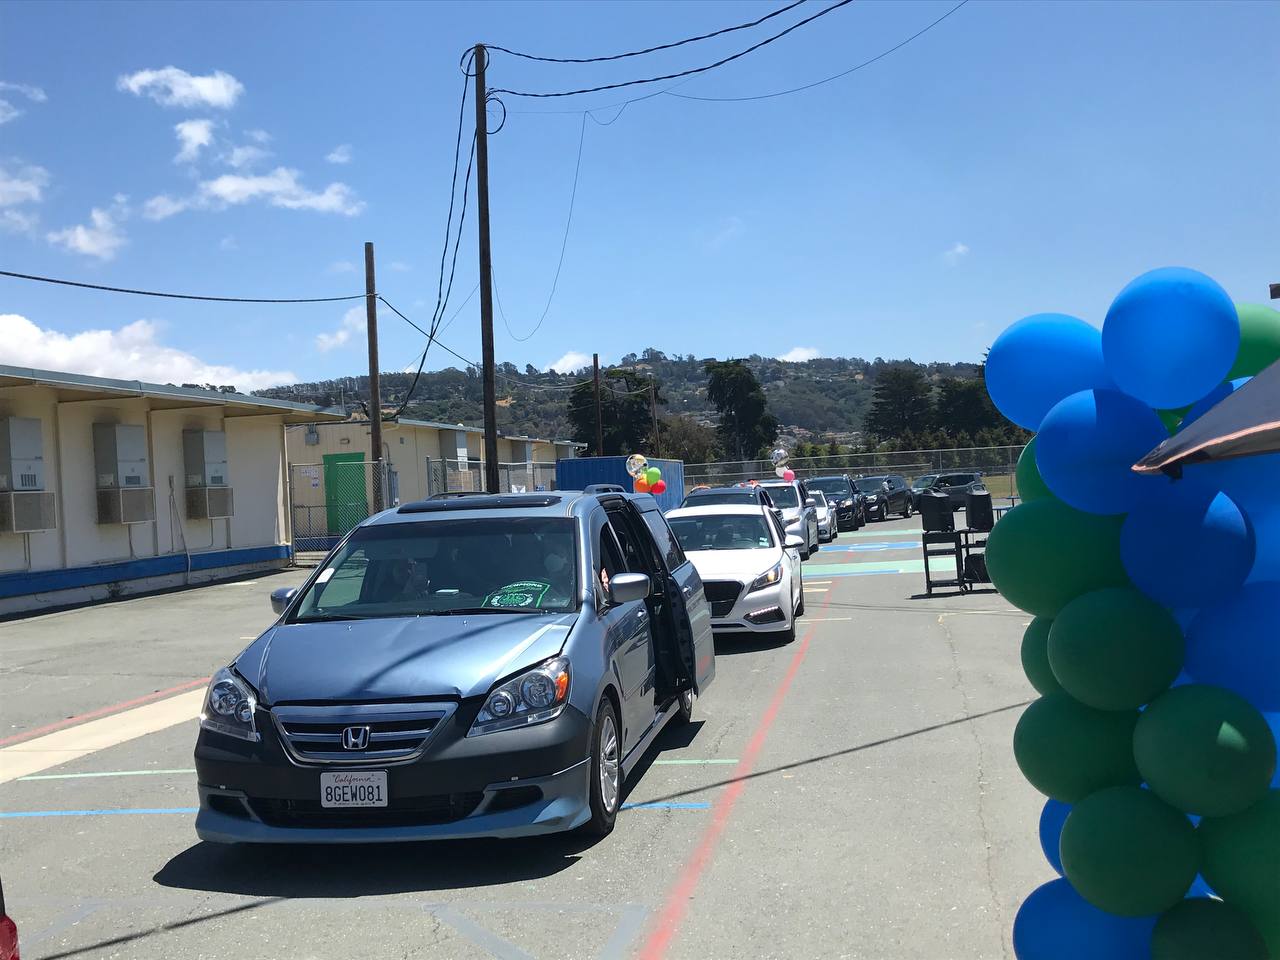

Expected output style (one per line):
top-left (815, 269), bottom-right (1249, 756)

top-left (0, 516), bottom-right (1048, 959)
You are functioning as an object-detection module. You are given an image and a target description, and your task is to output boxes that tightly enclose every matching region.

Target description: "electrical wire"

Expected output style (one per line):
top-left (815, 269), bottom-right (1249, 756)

top-left (497, 112), bottom-right (587, 343)
top-left (488, 0), bottom-right (855, 99)
top-left (484, 0), bottom-right (808, 64)
top-left (665, 0), bottom-right (969, 102)
top-left (0, 269), bottom-right (363, 304)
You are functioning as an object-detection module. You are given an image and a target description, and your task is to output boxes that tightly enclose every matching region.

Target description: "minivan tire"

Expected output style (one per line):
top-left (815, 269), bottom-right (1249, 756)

top-left (579, 697), bottom-right (621, 838)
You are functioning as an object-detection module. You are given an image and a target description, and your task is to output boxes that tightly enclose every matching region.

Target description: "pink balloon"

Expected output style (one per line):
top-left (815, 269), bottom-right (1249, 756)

top-left (783, 469), bottom-right (796, 482)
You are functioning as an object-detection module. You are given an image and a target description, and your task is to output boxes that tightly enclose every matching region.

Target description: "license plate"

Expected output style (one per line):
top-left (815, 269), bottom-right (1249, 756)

top-left (320, 771), bottom-right (388, 808)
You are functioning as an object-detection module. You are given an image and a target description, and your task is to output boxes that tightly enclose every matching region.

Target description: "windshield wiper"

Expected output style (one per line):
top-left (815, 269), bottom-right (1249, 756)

top-left (291, 613), bottom-right (368, 623)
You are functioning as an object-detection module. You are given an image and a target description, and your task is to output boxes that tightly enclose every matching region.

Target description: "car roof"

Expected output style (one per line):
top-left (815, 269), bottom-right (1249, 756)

top-left (667, 504), bottom-right (773, 518)
top-left (808, 474), bottom-right (850, 481)
top-left (367, 490), bottom-right (657, 526)
top-left (685, 486), bottom-right (758, 496)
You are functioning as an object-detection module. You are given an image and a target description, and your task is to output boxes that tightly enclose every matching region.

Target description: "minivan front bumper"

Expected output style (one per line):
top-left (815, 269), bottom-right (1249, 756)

top-left (194, 702), bottom-right (593, 843)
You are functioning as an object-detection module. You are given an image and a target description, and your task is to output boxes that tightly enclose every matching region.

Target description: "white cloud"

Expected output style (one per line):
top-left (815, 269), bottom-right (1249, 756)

top-left (777, 346), bottom-right (820, 363)
top-left (315, 306), bottom-right (366, 352)
top-left (224, 144), bottom-right (270, 169)
top-left (245, 128), bottom-right (271, 144)
top-left (142, 194), bottom-right (188, 220)
top-left (326, 144), bottom-right (352, 164)
top-left (174, 118), bottom-right (215, 162)
top-left (388, 261), bottom-right (410, 272)
top-left (943, 241), bottom-right (970, 266)
top-left (0, 161), bottom-right (49, 214)
top-left (219, 235), bottom-right (237, 251)
top-left (47, 196), bottom-right (128, 260)
top-left (0, 313), bottom-right (295, 390)
top-left (117, 66), bottom-right (244, 109)
top-left (200, 167), bottom-right (364, 215)
top-left (328, 260), bottom-right (357, 274)
top-left (0, 81), bottom-right (47, 125)
top-left (546, 350), bottom-right (591, 373)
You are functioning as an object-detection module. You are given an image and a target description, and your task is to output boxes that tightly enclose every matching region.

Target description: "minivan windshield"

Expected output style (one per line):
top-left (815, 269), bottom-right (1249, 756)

top-left (290, 517), bottom-right (580, 621)
top-left (669, 514), bottom-right (774, 551)
top-left (807, 477), bottom-right (849, 498)
top-left (761, 485), bottom-right (799, 508)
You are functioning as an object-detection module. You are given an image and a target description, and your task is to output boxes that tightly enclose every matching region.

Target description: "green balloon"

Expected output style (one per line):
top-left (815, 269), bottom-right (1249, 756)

top-left (1060, 786), bottom-right (1199, 916)
top-left (1152, 898), bottom-right (1268, 960)
top-left (1047, 587), bottom-right (1184, 711)
top-left (986, 499), bottom-right (1130, 618)
top-left (1136, 685), bottom-right (1277, 817)
top-left (645, 466), bottom-right (661, 485)
top-left (1013, 692), bottom-right (1142, 802)
top-left (1015, 437), bottom-right (1053, 502)
top-left (1229, 303), bottom-right (1280, 379)
top-left (1021, 617), bottom-right (1061, 695)
top-left (1157, 406), bottom-right (1190, 434)
top-left (1199, 790), bottom-right (1280, 957)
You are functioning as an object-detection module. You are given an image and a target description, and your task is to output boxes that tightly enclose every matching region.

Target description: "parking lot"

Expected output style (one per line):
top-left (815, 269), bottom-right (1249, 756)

top-left (0, 517), bottom-right (1046, 960)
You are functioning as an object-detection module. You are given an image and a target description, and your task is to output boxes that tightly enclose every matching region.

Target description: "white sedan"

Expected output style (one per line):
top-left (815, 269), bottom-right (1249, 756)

top-left (666, 504), bottom-right (805, 641)
top-left (811, 490), bottom-right (839, 543)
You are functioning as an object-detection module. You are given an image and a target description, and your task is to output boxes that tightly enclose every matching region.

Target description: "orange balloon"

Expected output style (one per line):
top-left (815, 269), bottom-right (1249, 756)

top-left (635, 477), bottom-right (651, 493)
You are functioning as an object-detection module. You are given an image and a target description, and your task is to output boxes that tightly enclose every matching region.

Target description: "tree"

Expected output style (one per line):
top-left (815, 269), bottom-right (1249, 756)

top-left (568, 369), bottom-right (661, 456)
top-left (658, 415), bottom-right (720, 463)
top-left (864, 366), bottom-right (932, 442)
top-left (704, 360), bottom-right (778, 460)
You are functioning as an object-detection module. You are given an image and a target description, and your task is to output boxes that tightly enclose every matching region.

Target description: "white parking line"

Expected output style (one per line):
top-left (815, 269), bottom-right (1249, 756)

top-left (0, 690), bottom-right (204, 784)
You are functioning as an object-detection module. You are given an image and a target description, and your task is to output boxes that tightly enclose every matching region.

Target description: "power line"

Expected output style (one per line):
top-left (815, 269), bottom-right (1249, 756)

top-left (666, 0), bottom-right (969, 102)
top-left (488, 0), bottom-right (856, 99)
top-left (485, 0), bottom-right (808, 64)
top-left (0, 269), bottom-right (363, 304)
top-left (497, 112), bottom-right (587, 343)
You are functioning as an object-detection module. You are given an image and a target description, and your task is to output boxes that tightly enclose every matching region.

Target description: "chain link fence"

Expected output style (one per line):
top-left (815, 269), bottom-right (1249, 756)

top-left (683, 446), bottom-right (1026, 500)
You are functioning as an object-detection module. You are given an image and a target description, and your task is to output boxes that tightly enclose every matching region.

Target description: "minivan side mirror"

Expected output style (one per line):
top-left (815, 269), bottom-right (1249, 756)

top-left (270, 586), bottom-right (297, 615)
top-left (609, 572), bottom-right (651, 604)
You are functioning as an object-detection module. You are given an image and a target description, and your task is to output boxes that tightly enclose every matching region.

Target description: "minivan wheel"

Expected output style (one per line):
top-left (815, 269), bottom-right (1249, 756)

top-left (580, 697), bottom-right (621, 838)
top-left (902, 499), bottom-right (913, 519)
top-left (674, 688), bottom-right (694, 725)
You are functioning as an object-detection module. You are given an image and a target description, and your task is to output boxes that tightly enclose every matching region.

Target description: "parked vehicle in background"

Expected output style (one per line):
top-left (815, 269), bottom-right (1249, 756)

top-left (909, 474), bottom-right (938, 510)
top-left (811, 491), bottom-right (838, 542)
top-left (666, 505), bottom-right (804, 641)
top-left (0, 875), bottom-right (17, 960)
top-left (931, 472), bottom-right (987, 510)
top-left (678, 484), bottom-right (784, 530)
top-left (194, 490), bottom-right (715, 844)
top-left (855, 475), bottom-right (912, 521)
top-left (804, 474), bottom-right (865, 530)
top-left (758, 479), bottom-right (820, 559)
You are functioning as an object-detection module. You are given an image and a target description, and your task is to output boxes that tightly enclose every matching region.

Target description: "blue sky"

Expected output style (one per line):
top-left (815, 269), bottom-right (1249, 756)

top-left (1, 0), bottom-right (1277, 390)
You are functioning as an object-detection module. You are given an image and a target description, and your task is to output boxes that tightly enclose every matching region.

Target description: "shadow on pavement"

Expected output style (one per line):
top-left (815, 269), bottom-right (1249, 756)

top-left (154, 830), bottom-right (594, 898)
top-left (40, 899), bottom-right (284, 960)
top-left (712, 631), bottom-right (792, 656)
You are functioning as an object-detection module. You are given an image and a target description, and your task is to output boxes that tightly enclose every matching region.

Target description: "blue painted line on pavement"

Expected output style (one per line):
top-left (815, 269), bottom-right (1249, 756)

top-left (621, 801), bottom-right (711, 810)
top-left (0, 807), bottom-right (198, 818)
top-left (826, 543), bottom-right (921, 551)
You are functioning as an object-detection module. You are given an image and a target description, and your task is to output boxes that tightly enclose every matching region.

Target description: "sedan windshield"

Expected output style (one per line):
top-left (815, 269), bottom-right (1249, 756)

top-left (807, 478), bottom-right (850, 498)
top-left (669, 514), bottom-right (774, 551)
top-left (855, 478), bottom-right (888, 493)
top-left (291, 517), bottom-right (580, 620)
top-left (761, 485), bottom-right (799, 508)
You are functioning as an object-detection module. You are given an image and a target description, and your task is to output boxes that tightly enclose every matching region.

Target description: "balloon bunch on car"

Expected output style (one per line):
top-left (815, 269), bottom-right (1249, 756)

top-left (771, 448), bottom-right (796, 482)
top-left (626, 454), bottom-right (667, 495)
top-left (984, 268), bottom-right (1280, 960)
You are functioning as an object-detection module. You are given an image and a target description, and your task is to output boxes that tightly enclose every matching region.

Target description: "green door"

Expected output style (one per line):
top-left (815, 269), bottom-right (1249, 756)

top-left (323, 452), bottom-right (367, 536)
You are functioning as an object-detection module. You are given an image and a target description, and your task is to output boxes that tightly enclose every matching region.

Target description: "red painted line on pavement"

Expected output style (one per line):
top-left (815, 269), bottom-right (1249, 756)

top-left (636, 592), bottom-right (833, 960)
top-left (0, 677), bottom-right (210, 747)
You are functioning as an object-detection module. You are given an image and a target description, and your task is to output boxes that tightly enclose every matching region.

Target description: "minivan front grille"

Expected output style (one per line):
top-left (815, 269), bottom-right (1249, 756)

top-left (249, 792), bottom-right (484, 828)
top-left (272, 702), bottom-right (454, 765)
top-left (702, 581), bottom-right (743, 618)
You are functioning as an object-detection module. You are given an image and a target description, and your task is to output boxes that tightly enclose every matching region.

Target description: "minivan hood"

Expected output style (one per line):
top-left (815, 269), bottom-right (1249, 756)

top-left (237, 614), bottom-right (576, 705)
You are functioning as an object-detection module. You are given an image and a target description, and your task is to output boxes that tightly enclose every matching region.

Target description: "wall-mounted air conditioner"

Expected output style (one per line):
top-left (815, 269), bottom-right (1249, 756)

top-left (0, 417), bottom-right (57, 533)
top-left (93, 423), bottom-right (155, 524)
top-left (185, 486), bottom-right (234, 520)
top-left (0, 491), bottom-right (57, 533)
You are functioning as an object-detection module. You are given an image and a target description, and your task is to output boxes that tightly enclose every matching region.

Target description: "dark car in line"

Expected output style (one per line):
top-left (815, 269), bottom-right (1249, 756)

top-left (855, 474), bottom-right (912, 521)
top-left (930, 472), bottom-right (987, 510)
top-left (804, 475), bottom-right (866, 531)
top-left (909, 474), bottom-right (938, 510)
top-left (194, 491), bottom-right (715, 844)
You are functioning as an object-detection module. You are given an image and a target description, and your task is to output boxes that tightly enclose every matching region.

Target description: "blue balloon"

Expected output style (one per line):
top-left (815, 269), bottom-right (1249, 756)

top-left (1186, 583), bottom-right (1280, 710)
top-left (1186, 452), bottom-right (1280, 515)
top-left (1264, 710), bottom-right (1280, 788)
top-left (1102, 267), bottom-right (1239, 409)
top-left (1181, 377), bottom-right (1251, 429)
top-left (1121, 487), bottom-right (1255, 608)
top-left (1035, 389), bottom-right (1169, 514)
top-left (1038, 799), bottom-right (1071, 875)
top-left (1013, 879), bottom-right (1156, 960)
top-left (986, 314), bottom-right (1112, 431)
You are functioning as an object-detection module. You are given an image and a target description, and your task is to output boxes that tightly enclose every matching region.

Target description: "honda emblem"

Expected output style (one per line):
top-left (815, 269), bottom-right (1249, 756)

top-left (341, 726), bottom-right (371, 750)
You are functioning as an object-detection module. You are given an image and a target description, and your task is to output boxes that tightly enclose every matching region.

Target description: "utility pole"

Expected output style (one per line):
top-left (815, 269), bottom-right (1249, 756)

top-left (364, 241), bottom-right (384, 512)
top-left (649, 380), bottom-right (661, 457)
top-left (473, 43), bottom-right (500, 494)
top-left (593, 353), bottom-right (604, 456)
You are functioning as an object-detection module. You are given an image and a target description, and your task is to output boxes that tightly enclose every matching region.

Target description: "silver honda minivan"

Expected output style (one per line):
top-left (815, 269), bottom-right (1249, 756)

top-left (194, 491), bottom-right (715, 843)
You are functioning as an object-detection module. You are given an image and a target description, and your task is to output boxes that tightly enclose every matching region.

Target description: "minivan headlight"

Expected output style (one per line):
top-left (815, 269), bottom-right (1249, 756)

top-left (469, 657), bottom-right (571, 737)
top-left (749, 561), bottom-right (783, 593)
top-left (200, 666), bottom-right (260, 742)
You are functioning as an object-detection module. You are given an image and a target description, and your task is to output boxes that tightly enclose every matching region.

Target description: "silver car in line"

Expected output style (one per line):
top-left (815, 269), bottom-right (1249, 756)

top-left (193, 491), bottom-right (715, 844)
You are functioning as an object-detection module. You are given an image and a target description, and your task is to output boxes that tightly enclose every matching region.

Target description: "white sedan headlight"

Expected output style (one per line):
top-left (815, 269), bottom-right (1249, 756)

top-left (748, 561), bottom-right (784, 593)
top-left (200, 666), bottom-right (260, 742)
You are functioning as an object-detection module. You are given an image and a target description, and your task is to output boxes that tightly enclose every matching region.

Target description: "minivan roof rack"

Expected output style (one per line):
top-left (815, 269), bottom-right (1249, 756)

top-left (397, 494), bottom-right (562, 513)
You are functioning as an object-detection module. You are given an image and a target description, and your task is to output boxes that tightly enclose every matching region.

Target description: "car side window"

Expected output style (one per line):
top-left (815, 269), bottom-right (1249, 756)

top-left (596, 525), bottom-right (625, 602)
top-left (605, 512), bottom-right (644, 573)
top-left (641, 510), bottom-right (685, 571)
top-left (769, 511), bottom-right (787, 546)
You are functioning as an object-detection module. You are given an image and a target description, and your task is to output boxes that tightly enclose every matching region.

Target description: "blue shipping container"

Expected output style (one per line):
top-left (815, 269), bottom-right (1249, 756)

top-left (555, 457), bottom-right (686, 513)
